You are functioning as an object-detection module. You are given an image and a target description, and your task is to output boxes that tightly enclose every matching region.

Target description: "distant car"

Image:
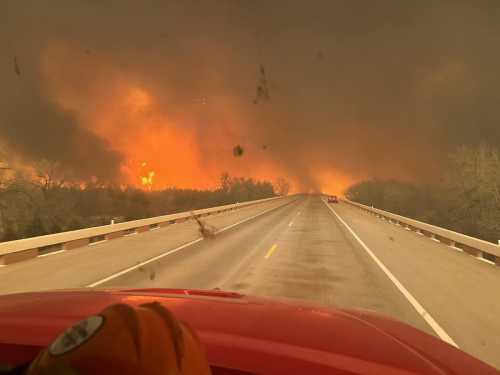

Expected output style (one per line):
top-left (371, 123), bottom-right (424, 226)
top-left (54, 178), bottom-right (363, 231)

top-left (328, 195), bottom-right (338, 203)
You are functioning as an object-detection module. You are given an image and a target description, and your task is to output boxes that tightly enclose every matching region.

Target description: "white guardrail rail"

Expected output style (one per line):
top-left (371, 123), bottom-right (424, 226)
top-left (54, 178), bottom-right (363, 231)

top-left (0, 196), bottom-right (286, 265)
top-left (342, 198), bottom-right (500, 267)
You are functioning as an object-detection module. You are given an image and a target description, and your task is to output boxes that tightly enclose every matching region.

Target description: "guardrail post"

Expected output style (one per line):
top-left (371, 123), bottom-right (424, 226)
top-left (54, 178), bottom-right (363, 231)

top-left (135, 225), bottom-right (149, 233)
top-left (344, 198), bottom-right (500, 264)
top-left (0, 249), bottom-right (38, 265)
top-left (63, 238), bottom-right (90, 250)
top-left (105, 231), bottom-right (124, 240)
top-left (461, 244), bottom-right (481, 257)
top-left (0, 196), bottom-right (289, 266)
top-left (436, 236), bottom-right (452, 245)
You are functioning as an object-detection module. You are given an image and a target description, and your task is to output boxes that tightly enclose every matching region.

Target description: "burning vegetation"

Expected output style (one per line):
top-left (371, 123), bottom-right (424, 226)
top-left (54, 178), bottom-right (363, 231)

top-left (140, 162), bottom-right (155, 190)
top-left (3, 2), bottom-right (499, 200)
top-left (0, 165), bottom-right (276, 242)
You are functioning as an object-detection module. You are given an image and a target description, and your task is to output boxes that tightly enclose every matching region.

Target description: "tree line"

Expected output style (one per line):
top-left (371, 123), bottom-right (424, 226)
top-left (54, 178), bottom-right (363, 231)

top-left (0, 165), bottom-right (285, 242)
top-left (345, 144), bottom-right (500, 243)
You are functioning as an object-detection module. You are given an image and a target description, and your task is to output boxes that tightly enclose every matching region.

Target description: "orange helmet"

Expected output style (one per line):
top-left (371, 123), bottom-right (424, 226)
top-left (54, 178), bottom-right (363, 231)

top-left (26, 302), bottom-right (212, 375)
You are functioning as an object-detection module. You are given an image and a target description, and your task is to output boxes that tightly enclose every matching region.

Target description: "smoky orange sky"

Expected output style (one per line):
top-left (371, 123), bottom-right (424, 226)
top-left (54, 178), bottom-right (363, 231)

top-left (2, 1), bottom-right (500, 193)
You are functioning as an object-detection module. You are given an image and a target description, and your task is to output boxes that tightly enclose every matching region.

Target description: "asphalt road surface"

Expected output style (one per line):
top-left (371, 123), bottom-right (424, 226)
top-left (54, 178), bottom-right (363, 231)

top-left (1, 195), bottom-right (499, 369)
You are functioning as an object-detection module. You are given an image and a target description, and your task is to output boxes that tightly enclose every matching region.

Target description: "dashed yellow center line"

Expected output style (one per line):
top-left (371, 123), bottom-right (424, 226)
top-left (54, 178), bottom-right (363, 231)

top-left (264, 244), bottom-right (278, 259)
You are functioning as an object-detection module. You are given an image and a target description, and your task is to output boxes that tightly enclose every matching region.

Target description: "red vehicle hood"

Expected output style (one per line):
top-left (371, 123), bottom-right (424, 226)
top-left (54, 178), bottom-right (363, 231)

top-left (0, 288), bottom-right (497, 374)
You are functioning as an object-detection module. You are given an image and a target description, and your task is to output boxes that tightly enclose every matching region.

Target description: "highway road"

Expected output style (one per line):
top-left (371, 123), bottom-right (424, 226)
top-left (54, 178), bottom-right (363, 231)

top-left (0, 195), bottom-right (499, 369)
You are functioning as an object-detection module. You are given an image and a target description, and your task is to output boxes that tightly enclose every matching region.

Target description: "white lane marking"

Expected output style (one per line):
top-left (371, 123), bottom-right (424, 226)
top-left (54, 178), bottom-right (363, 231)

top-left (477, 257), bottom-right (495, 265)
top-left (38, 250), bottom-right (65, 258)
top-left (214, 201), bottom-right (293, 234)
top-left (87, 199), bottom-right (297, 287)
top-left (89, 240), bottom-right (108, 246)
top-left (86, 238), bottom-right (203, 287)
top-left (322, 200), bottom-right (458, 348)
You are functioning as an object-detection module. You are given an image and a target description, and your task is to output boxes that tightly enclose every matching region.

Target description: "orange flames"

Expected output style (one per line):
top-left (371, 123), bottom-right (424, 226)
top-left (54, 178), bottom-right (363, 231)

top-left (140, 162), bottom-right (155, 190)
top-left (39, 42), bottom-right (354, 194)
top-left (41, 45), bottom-right (206, 189)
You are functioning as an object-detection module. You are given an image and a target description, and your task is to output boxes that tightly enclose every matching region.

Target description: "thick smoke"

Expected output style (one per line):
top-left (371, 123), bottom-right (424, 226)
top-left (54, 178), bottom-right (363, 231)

top-left (1, 1), bottom-right (500, 190)
top-left (1, 2), bottom-right (123, 180)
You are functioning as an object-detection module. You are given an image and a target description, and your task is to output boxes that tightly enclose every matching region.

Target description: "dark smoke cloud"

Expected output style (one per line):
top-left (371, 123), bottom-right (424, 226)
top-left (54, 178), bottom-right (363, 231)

top-left (1, 1), bottom-right (500, 190)
top-left (1, 1), bottom-right (123, 180)
top-left (2, 77), bottom-right (122, 180)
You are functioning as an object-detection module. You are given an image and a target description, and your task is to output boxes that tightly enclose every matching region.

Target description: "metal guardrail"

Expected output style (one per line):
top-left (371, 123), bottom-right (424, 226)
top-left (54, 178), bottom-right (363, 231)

top-left (0, 196), bottom-right (286, 265)
top-left (342, 198), bottom-right (500, 266)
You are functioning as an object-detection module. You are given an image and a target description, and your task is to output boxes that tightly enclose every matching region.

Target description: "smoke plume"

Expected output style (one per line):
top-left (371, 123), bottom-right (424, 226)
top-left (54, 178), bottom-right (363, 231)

top-left (1, 1), bottom-right (500, 192)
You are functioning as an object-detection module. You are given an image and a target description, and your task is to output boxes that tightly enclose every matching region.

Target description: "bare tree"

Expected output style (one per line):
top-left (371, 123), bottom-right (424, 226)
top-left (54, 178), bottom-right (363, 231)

top-left (34, 159), bottom-right (69, 191)
top-left (448, 144), bottom-right (500, 240)
top-left (219, 172), bottom-right (231, 193)
top-left (346, 144), bottom-right (500, 242)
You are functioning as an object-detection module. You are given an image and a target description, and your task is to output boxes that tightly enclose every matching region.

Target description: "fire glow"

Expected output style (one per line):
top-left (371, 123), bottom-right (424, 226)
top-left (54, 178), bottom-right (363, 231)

top-left (40, 43), bottom-right (349, 194)
top-left (140, 162), bottom-right (155, 190)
